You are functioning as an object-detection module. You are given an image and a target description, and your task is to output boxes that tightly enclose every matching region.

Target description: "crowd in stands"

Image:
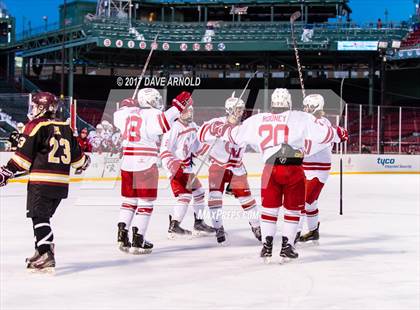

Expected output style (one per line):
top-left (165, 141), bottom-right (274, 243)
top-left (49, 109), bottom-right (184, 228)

top-left (77, 120), bottom-right (122, 154)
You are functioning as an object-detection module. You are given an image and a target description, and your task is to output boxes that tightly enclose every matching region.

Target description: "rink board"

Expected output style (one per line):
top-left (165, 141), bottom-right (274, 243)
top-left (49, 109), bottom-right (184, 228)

top-left (0, 153), bottom-right (419, 184)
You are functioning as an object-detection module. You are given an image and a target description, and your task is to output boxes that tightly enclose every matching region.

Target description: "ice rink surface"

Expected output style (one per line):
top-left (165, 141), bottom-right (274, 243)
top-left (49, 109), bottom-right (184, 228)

top-left (1, 174), bottom-right (419, 310)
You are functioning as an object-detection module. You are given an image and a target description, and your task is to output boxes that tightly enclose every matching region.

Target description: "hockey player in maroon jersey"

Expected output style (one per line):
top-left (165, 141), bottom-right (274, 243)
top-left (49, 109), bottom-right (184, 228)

top-left (198, 93), bottom-right (261, 244)
top-left (0, 92), bottom-right (90, 273)
top-left (209, 88), bottom-right (348, 262)
top-left (113, 90), bottom-right (191, 254)
top-left (160, 95), bottom-right (215, 238)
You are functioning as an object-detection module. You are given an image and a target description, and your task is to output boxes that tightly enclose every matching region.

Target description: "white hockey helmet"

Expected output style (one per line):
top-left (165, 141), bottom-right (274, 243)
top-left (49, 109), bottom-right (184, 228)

top-left (101, 120), bottom-right (113, 130)
top-left (303, 94), bottom-right (324, 113)
top-left (225, 91), bottom-right (245, 115)
top-left (137, 88), bottom-right (163, 110)
top-left (96, 123), bottom-right (104, 131)
top-left (271, 88), bottom-right (292, 109)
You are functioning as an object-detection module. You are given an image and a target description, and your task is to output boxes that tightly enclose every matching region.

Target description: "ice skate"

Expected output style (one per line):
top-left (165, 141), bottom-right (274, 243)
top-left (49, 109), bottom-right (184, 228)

top-left (250, 224), bottom-right (262, 242)
top-left (25, 249), bottom-right (40, 264)
top-left (117, 222), bottom-right (131, 252)
top-left (168, 216), bottom-right (192, 240)
top-left (215, 226), bottom-right (228, 245)
top-left (26, 244), bottom-right (55, 264)
top-left (297, 222), bottom-right (320, 245)
top-left (279, 236), bottom-right (298, 264)
top-left (193, 213), bottom-right (216, 236)
top-left (260, 236), bottom-right (273, 264)
top-left (131, 227), bottom-right (153, 254)
top-left (27, 251), bottom-right (56, 274)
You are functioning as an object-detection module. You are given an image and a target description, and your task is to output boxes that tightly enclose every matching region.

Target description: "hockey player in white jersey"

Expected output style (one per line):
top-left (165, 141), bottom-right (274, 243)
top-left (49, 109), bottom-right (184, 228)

top-left (209, 88), bottom-right (348, 261)
top-left (160, 93), bottom-right (215, 238)
top-left (113, 90), bottom-right (190, 254)
top-left (89, 124), bottom-right (105, 152)
top-left (296, 94), bottom-right (334, 244)
top-left (198, 93), bottom-right (261, 244)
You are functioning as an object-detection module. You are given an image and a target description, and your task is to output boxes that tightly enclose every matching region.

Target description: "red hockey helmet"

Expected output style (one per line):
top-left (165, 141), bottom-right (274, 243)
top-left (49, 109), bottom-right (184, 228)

top-left (28, 92), bottom-right (59, 120)
top-left (119, 98), bottom-right (138, 108)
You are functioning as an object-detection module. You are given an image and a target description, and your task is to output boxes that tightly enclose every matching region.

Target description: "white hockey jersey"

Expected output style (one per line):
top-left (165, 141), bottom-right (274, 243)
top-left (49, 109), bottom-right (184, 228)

top-left (88, 131), bottom-right (104, 151)
top-left (198, 116), bottom-right (247, 176)
top-left (219, 111), bottom-right (339, 163)
top-left (113, 106), bottom-right (179, 171)
top-left (160, 120), bottom-right (204, 175)
top-left (303, 116), bottom-right (334, 182)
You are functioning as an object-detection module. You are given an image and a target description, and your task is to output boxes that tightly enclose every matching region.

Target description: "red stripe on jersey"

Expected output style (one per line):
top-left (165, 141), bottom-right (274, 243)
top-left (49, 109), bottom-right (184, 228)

top-left (302, 162), bottom-right (331, 166)
top-left (210, 156), bottom-right (242, 168)
top-left (160, 152), bottom-right (173, 160)
top-left (123, 147), bottom-right (158, 152)
top-left (123, 152), bottom-right (158, 157)
top-left (320, 127), bottom-right (333, 144)
top-left (178, 128), bottom-right (196, 137)
top-left (200, 124), bottom-right (210, 142)
top-left (303, 167), bottom-right (331, 171)
top-left (261, 214), bottom-right (277, 222)
top-left (157, 114), bottom-right (166, 133)
top-left (161, 113), bottom-right (170, 132)
top-left (196, 144), bottom-right (210, 156)
top-left (284, 215), bottom-right (300, 222)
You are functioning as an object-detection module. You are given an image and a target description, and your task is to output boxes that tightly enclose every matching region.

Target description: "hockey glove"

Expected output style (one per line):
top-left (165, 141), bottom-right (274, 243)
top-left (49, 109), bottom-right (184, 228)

top-left (0, 166), bottom-right (14, 187)
top-left (172, 91), bottom-right (193, 113)
top-left (75, 155), bottom-right (91, 175)
top-left (336, 126), bottom-right (349, 142)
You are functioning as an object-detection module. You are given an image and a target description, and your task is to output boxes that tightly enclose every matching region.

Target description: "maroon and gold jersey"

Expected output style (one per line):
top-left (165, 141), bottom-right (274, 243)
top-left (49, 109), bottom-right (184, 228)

top-left (6, 117), bottom-right (86, 198)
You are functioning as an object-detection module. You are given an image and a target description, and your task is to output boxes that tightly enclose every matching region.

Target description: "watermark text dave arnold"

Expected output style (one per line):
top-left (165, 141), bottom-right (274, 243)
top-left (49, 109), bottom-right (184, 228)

top-left (118, 76), bottom-right (201, 87)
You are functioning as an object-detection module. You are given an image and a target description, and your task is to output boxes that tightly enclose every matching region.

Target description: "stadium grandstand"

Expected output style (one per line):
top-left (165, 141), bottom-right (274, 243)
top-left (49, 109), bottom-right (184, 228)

top-left (0, 0), bottom-right (419, 154)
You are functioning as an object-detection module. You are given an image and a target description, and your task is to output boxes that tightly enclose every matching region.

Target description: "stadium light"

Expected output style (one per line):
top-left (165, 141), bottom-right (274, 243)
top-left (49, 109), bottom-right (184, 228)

top-left (391, 40), bottom-right (401, 50)
top-left (377, 41), bottom-right (388, 50)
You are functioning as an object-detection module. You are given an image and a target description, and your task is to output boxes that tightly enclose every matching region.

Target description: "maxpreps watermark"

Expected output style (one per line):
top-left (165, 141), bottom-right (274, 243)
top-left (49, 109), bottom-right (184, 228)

top-left (196, 209), bottom-right (259, 221)
top-left (116, 76), bottom-right (201, 87)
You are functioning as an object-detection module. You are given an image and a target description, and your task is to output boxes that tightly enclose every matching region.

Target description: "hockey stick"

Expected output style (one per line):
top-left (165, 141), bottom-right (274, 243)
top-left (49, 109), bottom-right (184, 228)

top-left (187, 71), bottom-right (258, 188)
top-left (290, 11), bottom-right (306, 100)
top-left (131, 33), bottom-right (159, 100)
top-left (339, 77), bottom-right (346, 215)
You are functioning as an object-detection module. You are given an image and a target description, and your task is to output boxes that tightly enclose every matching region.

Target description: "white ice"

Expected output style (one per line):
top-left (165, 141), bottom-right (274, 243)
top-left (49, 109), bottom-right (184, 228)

top-left (1, 174), bottom-right (419, 310)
